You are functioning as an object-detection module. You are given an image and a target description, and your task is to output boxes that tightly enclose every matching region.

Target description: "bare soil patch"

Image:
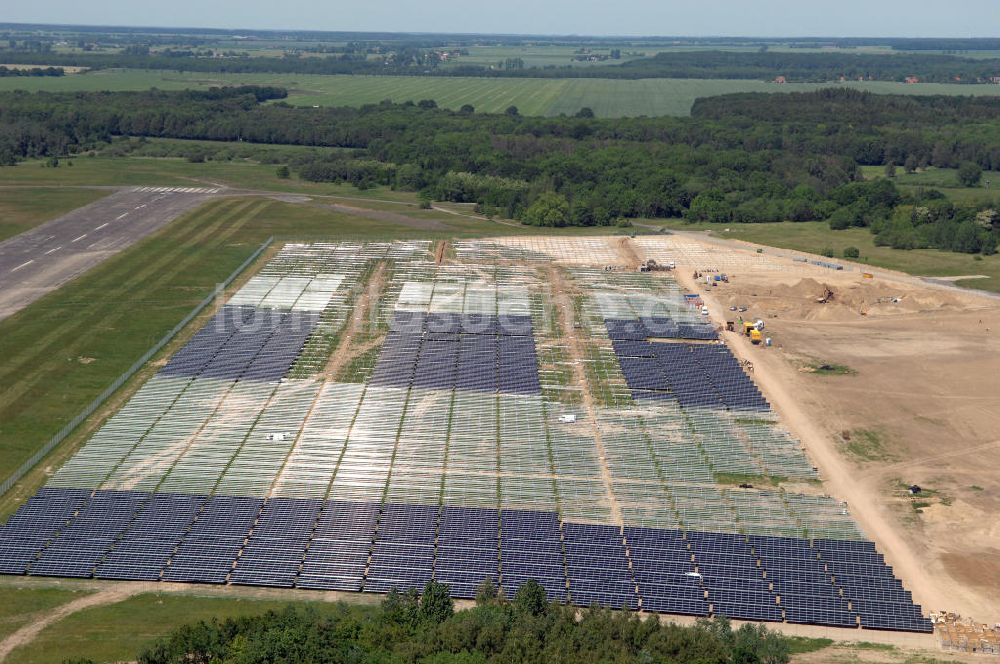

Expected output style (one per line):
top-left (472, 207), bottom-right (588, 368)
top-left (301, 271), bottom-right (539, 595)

top-left (668, 238), bottom-right (1000, 624)
top-left (325, 261), bottom-right (387, 380)
top-left (546, 265), bottom-right (622, 525)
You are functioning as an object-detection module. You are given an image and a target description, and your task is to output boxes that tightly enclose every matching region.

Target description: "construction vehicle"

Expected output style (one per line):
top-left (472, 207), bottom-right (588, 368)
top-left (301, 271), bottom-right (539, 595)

top-left (743, 321), bottom-right (764, 345)
top-left (637, 259), bottom-right (672, 273)
top-left (726, 321), bottom-right (736, 332)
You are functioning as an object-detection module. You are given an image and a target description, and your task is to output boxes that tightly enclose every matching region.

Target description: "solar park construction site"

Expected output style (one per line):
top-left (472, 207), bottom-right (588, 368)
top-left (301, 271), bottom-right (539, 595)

top-left (0, 235), bottom-right (943, 637)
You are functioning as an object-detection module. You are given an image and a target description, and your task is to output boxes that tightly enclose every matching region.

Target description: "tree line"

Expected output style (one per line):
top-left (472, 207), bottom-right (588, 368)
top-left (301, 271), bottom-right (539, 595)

top-left (105, 580), bottom-right (793, 664)
top-left (0, 86), bottom-right (996, 253)
top-left (0, 65), bottom-right (63, 77)
top-left (4, 48), bottom-right (1000, 82)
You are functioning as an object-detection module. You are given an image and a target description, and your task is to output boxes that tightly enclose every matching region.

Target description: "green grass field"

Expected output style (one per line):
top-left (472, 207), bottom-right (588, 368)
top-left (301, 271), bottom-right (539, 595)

top-left (2, 155), bottom-right (411, 198)
top-left (860, 165), bottom-right (1000, 204)
top-left (3, 591), bottom-right (375, 664)
top-left (4, 69), bottom-right (1000, 117)
top-left (0, 585), bottom-right (92, 641)
top-left (0, 188), bottom-right (110, 243)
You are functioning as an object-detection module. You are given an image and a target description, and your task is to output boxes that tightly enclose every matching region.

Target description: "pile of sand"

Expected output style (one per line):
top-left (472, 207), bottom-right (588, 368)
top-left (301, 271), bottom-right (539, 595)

top-left (721, 277), bottom-right (969, 322)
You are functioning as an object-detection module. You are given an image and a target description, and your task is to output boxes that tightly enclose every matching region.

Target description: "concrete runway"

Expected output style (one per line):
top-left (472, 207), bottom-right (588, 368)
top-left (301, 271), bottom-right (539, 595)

top-left (0, 187), bottom-right (221, 321)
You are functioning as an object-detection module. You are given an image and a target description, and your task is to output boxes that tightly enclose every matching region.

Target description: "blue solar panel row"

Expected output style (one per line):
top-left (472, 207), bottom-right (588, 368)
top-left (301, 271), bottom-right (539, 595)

top-left (747, 534), bottom-right (858, 627)
top-left (0, 488), bottom-right (92, 575)
top-left (604, 317), bottom-right (718, 342)
top-left (814, 539), bottom-right (932, 633)
top-left (366, 503), bottom-right (438, 593)
top-left (500, 509), bottom-right (567, 602)
top-left (30, 490), bottom-right (147, 578)
top-left (97, 493), bottom-right (205, 581)
top-left (391, 312), bottom-right (534, 336)
top-left (298, 501), bottom-right (379, 592)
top-left (160, 305), bottom-right (320, 382)
top-left (163, 496), bottom-right (262, 584)
top-left (565, 523), bottom-right (638, 610)
top-left (622, 526), bottom-right (707, 616)
top-left (436, 506), bottom-right (499, 599)
top-left (610, 332), bottom-right (768, 411)
top-left (0, 488), bottom-right (933, 632)
top-left (231, 498), bottom-right (324, 588)
top-left (370, 313), bottom-right (541, 395)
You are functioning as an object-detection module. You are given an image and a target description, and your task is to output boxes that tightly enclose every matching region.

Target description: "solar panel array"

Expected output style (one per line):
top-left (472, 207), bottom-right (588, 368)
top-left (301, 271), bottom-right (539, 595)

top-left (0, 239), bottom-right (933, 634)
top-left (371, 313), bottom-right (541, 395)
top-left (0, 490), bottom-right (930, 632)
top-left (161, 306), bottom-right (319, 382)
top-left (612, 338), bottom-right (769, 410)
top-left (605, 317), bottom-right (717, 342)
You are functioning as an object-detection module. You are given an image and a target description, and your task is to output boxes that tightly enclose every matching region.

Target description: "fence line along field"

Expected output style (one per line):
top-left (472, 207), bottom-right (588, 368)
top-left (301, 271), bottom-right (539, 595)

top-left (4, 70), bottom-right (1000, 117)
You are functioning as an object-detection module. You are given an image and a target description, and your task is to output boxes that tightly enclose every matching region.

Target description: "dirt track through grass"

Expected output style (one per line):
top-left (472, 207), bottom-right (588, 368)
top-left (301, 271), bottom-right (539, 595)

top-left (0, 585), bottom-right (146, 661)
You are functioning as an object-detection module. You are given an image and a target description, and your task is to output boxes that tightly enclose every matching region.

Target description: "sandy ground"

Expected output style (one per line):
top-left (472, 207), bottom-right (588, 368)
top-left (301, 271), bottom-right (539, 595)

top-left (547, 265), bottom-right (623, 525)
top-left (324, 261), bottom-right (387, 380)
top-left (652, 237), bottom-right (1000, 625)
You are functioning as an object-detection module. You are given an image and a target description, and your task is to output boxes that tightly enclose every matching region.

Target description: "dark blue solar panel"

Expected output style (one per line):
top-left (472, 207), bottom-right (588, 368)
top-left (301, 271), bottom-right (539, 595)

top-left (29, 490), bottom-right (147, 578)
top-left (371, 313), bottom-right (540, 395)
top-left (0, 488), bottom-right (91, 575)
top-left (160, 306), bottom-right (319, 382)
top-left (610, 334), bottom-right (768, 411)
top-left (95, 493), bottom-right (206, 580)
top-left (604, 317), bottom-right (717, 342)
top-left (231, 498), bottom-right (324, 588)
top-left (162, 496), bottom-right (262, 584)
top-left (563, 523), bottom-right (637, 609)
top-left (1, 489), bottom-right (933, 633)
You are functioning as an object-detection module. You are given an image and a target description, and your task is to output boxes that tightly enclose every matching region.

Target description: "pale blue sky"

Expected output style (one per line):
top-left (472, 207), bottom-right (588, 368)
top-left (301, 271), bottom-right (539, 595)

top-left (3, 0), bottom-right (998, 37)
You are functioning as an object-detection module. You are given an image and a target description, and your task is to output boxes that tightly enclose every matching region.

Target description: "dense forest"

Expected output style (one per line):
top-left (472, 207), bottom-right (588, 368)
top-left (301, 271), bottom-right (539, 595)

top-left (3, 48), bottom-right (1000, 83)
top-left (109, 580), bottom-right (793, 664)
top-left (0, 86), bottom-right (997, 253)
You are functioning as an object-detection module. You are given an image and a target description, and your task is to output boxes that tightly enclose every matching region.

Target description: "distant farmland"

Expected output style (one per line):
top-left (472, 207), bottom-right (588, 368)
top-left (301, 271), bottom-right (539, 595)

top-left (3, 69), bottom-right (1000, 117)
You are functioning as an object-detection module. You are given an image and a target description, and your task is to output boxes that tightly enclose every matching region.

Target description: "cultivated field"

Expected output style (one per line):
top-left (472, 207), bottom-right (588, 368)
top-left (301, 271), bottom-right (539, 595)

top-left (3, 70), bottom-right (1000, 116)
